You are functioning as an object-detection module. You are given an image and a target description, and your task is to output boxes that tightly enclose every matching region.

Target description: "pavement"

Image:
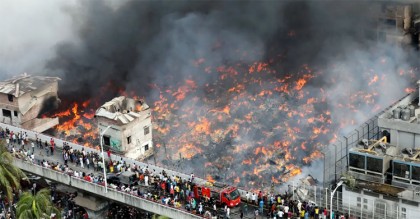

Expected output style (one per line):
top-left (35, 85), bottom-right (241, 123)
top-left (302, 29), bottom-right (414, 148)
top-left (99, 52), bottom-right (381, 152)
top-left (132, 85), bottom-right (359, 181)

top-left (7, 138), bottom-right (265, 219)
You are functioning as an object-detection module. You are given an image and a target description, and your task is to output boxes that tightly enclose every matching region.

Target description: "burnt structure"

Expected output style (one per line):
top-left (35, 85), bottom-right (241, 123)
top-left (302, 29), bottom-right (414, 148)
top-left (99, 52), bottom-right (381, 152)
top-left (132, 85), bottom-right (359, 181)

top-left (95, 96), bottom-right (153, 160)
top-left (0, 73), bottom-right (60, 132)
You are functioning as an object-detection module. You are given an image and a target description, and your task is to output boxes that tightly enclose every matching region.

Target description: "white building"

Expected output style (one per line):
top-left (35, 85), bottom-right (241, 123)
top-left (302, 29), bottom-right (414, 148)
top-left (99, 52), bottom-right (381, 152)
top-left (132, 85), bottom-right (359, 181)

top-left (0, 73), bottom-right (60, 132)
top-left (341, 87), bottom-right (420, 219)
top-left (95, 96), bottom-right (153, 160)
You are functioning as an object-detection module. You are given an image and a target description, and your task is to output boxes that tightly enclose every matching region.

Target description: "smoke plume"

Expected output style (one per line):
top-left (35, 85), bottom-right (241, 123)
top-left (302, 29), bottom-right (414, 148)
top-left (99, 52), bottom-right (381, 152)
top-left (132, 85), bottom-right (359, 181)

top-left (2, 1), bottom-right (420, 187)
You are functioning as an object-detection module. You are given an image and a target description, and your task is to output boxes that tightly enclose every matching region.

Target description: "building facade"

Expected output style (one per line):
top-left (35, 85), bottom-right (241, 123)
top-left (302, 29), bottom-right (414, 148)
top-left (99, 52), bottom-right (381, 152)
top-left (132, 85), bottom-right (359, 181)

top-left (95, 96), bottom-right (153, 160)
top-left (0, 73), bottom-right (60, 132)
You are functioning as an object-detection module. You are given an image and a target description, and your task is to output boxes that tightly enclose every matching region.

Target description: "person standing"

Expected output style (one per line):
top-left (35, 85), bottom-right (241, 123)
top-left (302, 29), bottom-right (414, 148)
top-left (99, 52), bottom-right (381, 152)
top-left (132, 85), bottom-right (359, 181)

top-left (226, 207), bottom-right (230, 219)
top-left (86, 157), bottom-right (90, 169)
top-left (80, 156), bottom-right (84, 169)
top-left (252, 193), bottom-right (257, 205)
top-left (259, 199), bottom-right (264, 214)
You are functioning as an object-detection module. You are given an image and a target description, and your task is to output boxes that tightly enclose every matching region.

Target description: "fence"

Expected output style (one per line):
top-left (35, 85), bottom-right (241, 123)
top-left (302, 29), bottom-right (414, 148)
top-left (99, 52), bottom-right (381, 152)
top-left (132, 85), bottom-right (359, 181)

top-left (289, 184), bottom-right (420, 219)
top-left (323, 116), bottom-right (381, 189)
top-left (323, 93), bottom-right (413, 189)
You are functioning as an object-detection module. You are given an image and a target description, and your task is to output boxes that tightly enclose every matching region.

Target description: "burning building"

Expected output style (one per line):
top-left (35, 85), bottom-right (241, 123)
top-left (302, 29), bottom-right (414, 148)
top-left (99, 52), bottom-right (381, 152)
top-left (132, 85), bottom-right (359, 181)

top-left (95, 96), bottom-right (153, 160)
top-left (0, 73), bottom-right (60, 132)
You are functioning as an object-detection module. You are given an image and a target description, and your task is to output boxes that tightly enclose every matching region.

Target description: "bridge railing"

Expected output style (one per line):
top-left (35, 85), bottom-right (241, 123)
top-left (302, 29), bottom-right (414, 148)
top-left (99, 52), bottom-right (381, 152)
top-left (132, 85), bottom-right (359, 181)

top-left (0, 122), bottom-right (257, 200)
top-left (13, 156), bottom-right (202, 219)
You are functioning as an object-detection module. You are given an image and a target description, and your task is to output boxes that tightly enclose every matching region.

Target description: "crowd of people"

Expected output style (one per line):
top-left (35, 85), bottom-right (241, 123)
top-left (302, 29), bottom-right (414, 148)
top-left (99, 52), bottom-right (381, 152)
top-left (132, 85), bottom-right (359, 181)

top-left (0, 127), bottom-right (353, 219)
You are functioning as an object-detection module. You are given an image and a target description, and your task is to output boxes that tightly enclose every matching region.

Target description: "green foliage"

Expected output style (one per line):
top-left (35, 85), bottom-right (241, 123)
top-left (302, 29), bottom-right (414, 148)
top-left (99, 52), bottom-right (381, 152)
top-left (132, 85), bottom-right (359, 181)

top-left (16, 188), bottom-right (61, 219)
top-left (0, 140), bottom-right (26, 201)
top-left (341, 172), bottom-right (357, 188)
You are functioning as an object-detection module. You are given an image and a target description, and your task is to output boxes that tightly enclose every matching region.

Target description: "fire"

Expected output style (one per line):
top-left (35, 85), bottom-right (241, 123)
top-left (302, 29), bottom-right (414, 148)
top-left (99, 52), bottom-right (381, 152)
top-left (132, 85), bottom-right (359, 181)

top-left (41, 46), bottom-right (420, 190)
top-left (177, 143), bottom-right (203, 159)
top-left (242, 159), bottom-right (252, 165)
top-left (368, 74), bottom-right (379, 85)
top-left (206, 175), bottom-right (216, 183)
top-left (194, 118), bottom-right (211, 135)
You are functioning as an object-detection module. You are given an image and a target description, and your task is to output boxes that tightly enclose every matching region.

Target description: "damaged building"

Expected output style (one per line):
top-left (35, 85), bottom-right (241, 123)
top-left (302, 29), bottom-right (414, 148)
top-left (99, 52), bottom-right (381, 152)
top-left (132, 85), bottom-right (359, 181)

top-left (95, 96), bottom-right (153, 160)
top-left (0, 73), bottom-right (60, 132)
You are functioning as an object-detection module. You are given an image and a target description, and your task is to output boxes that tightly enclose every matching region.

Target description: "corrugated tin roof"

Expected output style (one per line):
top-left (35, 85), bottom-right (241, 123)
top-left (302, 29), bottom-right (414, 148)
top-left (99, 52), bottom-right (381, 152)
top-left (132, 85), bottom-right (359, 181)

top-left (0, 73), bottom-right (60, 97)
top-left (95, 96), bottom-right (148, 125)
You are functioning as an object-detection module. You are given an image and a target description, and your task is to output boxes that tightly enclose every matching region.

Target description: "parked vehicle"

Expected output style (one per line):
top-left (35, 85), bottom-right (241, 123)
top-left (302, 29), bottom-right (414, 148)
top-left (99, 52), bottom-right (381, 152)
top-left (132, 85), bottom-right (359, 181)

top-left (107, 172), bottom-right (138, 186)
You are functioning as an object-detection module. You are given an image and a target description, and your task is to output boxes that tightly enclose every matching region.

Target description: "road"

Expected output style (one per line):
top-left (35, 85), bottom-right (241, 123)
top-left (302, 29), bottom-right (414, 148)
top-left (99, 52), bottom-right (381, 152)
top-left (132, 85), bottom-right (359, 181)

top-left (1, 122), bottom-right (267, 219)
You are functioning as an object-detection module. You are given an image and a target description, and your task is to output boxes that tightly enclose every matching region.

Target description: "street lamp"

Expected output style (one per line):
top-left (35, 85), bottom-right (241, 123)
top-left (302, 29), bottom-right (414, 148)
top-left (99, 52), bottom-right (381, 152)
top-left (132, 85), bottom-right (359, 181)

top-left (330, 180), bottom-right (344, 219)
top-left (100, 125), bottom-right (111, 193)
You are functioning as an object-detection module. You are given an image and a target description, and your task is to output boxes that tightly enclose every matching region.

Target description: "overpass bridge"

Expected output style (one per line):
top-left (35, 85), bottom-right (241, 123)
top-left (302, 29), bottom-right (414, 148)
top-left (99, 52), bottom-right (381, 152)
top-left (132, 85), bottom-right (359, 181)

top-left (0, 122), bottom-right (252, 218)
top-left (13, 158), bottom-right (201, 219)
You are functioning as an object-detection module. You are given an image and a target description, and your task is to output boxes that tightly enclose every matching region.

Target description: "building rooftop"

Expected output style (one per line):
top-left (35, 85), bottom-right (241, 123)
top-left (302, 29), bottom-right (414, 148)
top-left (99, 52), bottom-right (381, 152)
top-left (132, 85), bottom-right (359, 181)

top-left (0, 73), bottom-right (60, 97)
top-left (95, 96), bottom-right (149, 125)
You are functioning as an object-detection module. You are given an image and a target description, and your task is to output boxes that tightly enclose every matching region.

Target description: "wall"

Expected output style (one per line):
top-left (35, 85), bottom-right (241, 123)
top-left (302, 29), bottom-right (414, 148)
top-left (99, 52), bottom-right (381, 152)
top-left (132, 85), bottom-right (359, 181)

top-left (0, 93), bottom-right (19, 126)
top-left (13, 159), bottom-right (201, 219)
top-left (97, 108), bottom-right (153, 160)
top-left (19, 81), bottom-right (59, 124)
top-left (342, 185), bottom-right (420, 219)
top-left (123, 109), bottom-right (153, 160)
top-left (97, 120), bottom-right (123, 152)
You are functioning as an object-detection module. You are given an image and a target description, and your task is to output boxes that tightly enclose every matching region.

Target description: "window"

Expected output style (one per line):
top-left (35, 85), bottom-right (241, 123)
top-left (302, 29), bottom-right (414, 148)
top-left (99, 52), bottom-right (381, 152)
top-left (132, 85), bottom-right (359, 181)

top-left (103, 136), bottom-right (110, 146)
top-left (357, 197), bottom-right (361, 207)
top-left (401, 207), bottom-right (407, 219)
top-left (7, 94), bottom-right (13, 102)
top-left (2, 109), bottom-right (11, 117)
top-left (127, 136), bottom-right (131, 144)
top-left (144, 144), bottom-right (149, 151)
top-left (13, 111), bottom-right (17, 117)
top-left (144, 126), bottom-right (150, 136)
top-left (363, 199), bottom-right (368, 210)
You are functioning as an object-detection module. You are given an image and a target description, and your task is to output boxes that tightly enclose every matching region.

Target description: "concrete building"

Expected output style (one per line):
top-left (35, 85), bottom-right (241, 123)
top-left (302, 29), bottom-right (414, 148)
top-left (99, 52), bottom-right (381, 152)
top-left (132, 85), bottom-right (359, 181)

top-left (337, 86), bottom-right (420, 218)
top-left (95, 96), bottom-right (153, 160)
top-left (0, 73), bottom-right (60, 132)
top-left (363, 2), bottom-right (420, 48)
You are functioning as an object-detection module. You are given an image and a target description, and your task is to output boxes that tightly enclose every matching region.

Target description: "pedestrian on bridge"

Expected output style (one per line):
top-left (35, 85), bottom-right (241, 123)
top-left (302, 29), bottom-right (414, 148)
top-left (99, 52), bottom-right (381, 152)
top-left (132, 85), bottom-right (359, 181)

top-left (80, 156), bottom-right (84, 169)
top-left (259, 199), bottom-right (264, 215)
top-left (45, 144), bottom-right (49, 156)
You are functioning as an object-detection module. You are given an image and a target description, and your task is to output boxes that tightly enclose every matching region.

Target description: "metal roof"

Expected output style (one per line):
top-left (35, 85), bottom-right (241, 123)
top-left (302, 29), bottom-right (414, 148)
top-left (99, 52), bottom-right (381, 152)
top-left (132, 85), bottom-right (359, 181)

top-left (95, 96), bottom-right (149, 125)
top-left (0, 73), bottom-right (60, 97)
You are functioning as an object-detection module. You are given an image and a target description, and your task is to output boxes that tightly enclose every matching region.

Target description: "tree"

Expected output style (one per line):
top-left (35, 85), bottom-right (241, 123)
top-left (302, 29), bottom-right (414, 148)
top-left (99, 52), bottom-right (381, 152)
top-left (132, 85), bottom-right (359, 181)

top-left (0, 140), bottom-right (26, 201)
top-left (16, 188), bottom-right (61, 219)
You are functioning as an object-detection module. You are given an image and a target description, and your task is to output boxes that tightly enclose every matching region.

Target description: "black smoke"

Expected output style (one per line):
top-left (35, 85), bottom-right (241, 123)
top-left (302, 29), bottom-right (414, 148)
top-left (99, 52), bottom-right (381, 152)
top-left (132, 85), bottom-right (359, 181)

top-left (41, 1), bottom-right (420, 186)
top-left (45, 1), bottom-right (403, 102)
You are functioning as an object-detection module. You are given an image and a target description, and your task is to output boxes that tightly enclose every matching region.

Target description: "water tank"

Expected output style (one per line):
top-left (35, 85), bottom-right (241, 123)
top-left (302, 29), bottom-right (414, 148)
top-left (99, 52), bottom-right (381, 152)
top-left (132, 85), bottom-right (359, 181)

top-left (402, 108), bottom-right (411, 121)
top-left (393, 108), bottom-right (401, 119)
top-left (409, 105), bottom-right (415, 117)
